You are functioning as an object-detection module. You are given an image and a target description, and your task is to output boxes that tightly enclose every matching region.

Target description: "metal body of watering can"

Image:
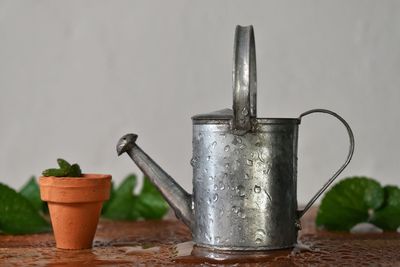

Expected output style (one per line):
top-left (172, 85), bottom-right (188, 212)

top-left (117, 25), bottom-right (355, 250)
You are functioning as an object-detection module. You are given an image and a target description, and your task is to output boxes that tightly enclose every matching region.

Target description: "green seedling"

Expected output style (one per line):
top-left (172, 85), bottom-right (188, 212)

top-left (42, 158), bottom-right (82, 177)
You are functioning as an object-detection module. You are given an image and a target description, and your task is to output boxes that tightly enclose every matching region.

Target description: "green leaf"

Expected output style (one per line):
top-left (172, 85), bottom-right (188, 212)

top-left (42, 159), bottom-right (82, 177)
top-left (19, 176), bottom-right (43, 212)
top-left (102, 175), bottom-right (140, 220)
top-left (57, 158), bottom-right (71, 172)
top-left (316, 177), bottom-right (384, 231)
top-left (135, 177), bottom-right (169, 219)
top-left (42, 168), bottom-right (68, 177)
top-left (0, 183), bottom-right (50, 234)
top-left (370, 185), bottom-right (400, 231)
top-left (102, 174), bottom-right (169, 220)
top-left (69, 164), bottom-right (82, 177)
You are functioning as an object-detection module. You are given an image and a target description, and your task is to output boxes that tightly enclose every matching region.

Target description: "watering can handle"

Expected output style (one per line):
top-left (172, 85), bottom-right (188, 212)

top-left (297, 109), bottom-right (355, 218)
top-left (232, 25), bottom-right (257, 133)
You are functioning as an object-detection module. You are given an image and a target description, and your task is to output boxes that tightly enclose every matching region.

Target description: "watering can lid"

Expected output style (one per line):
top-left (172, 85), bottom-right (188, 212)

top-left (192, 108), bottom-right (233, 123)
top-left (192, 108), bottom-right (300, 125)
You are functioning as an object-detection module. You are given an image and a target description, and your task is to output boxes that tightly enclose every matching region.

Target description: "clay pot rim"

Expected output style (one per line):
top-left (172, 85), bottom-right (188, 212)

top-left (40, 173), bottom-right (111, 180)
top-left (39, 174), bottom-right (112, 203)
top-left (39, 174), bottom-right (111, 188)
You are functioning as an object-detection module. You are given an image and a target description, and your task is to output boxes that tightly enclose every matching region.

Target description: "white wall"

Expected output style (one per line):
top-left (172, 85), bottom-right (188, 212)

top-left (0, 0), bottom-right (399, 204)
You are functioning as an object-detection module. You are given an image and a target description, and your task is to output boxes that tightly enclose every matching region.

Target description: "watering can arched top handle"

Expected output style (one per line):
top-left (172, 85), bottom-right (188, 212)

top-left (232, 25), bottom-right (257, 133)
top-left (297, 109), bottom-right (355, 218)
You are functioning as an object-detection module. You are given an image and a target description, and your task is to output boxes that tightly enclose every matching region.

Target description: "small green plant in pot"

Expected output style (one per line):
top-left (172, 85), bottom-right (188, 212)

top-left (42, 159), bottom-right (83, 177)
top-left (39, 159), bottom-right (111, 250)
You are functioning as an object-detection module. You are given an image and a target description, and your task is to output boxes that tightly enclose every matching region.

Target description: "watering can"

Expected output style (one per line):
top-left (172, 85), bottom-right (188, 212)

top-left (117, 25), bottom-right (355, 250)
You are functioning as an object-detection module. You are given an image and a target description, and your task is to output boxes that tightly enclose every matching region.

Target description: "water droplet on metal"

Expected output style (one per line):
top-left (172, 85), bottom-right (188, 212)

top-left (225, 163), bottom-right (230, 169)
top-left (239, 144), bottom-right (246, 150)
top-left (264, 189), bottom-right (272, 202)
top-left (208, 175), bottom-right (214, 180)
top-left (246, 159), bottom-right (253, 166)
top-left (250, 152), bottom-right (255, 158)
top-left (224, 145), bottom-right (230, 152)
top-left (215, 236), bottom-right (221, 243)
top-left (244, 173), bottom-right (250, 180)
top-left (254, 229), bottom-right (266, 244)
top-left (211, 141), bottom-right (217, 149)
top-left (232, 136), bottom-right (242, 145)
top-left (258, 229), bottom-right (266, 234)
top-left (258, 152), bottom-right (265, 162)
top-left (241, 107), bottom-right (248, 116)
top-left (232, 206), bottom-right (239, 214)
top-left (206, 156), bottom-right (211, 161)
top-left (236, 185), bottom-right (245, 197)
top-left (204, 233), bottom-right (211, 242)
top-left (213, 184), bottom-right (218, 190)
top-left (207, 198), bottom-right (211, 204)
top-left (219, 209), bottom-right (224, 216)
top-left (219, 181), bottom-right (225, 190)
top-left (190, 157), bottom-right (198, 167)
top-left (213, 194), bottom-right (219, 202)
top-left (254, 185), bottom-right (261, 193)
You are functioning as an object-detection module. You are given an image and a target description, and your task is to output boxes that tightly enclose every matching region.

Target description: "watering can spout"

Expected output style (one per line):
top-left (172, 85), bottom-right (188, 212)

top-left (117, 133), bottom-right (193, 228)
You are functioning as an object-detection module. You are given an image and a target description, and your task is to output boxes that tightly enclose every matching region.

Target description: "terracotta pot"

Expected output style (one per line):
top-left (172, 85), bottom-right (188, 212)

top-left (39, 174), bottom-right (111, 250)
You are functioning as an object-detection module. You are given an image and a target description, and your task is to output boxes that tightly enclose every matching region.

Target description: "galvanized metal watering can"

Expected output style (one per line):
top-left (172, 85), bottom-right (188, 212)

top-left (117, 25), bottom-right (355, 250)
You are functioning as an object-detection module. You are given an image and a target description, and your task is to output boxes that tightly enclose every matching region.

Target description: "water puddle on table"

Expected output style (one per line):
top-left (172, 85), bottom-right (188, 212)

top-left (117, 245), bottom-right (161, 255)
top-left (171, 241), bottom-right (318, 265)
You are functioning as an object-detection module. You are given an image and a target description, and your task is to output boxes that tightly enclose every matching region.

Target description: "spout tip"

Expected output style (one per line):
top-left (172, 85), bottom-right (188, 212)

top-left (117, 133), bottom-right (138, 156)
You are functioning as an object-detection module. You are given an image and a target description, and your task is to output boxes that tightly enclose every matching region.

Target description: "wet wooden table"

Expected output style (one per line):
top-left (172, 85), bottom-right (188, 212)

top-left (0, 208), bottom-right (399, 266)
